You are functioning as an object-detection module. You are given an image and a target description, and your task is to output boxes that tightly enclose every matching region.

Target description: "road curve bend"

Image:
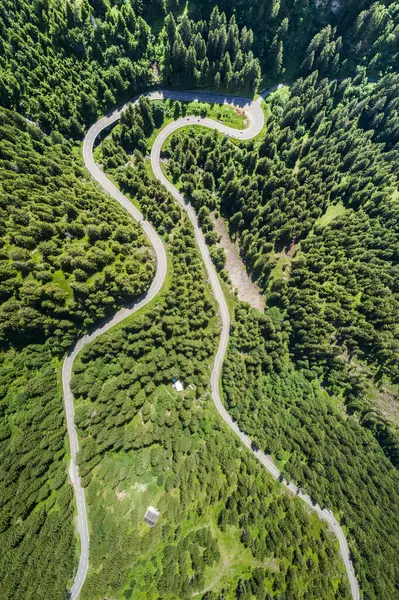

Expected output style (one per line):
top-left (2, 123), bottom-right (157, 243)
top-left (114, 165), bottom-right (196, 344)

top-left (64, 89), bottom-right (359, 600)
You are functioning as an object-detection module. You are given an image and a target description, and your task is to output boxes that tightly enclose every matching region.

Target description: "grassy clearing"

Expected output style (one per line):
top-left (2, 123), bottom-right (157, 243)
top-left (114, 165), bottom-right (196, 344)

top-left (196, 506), bottom-right (278, 597)
top-left (269, 254), bottom-right (292, 284)
top-left (82, 407), bottom-right (280, 600)
top-left (315, 202), bottom-right (347, 228)
top-left (52, 269), bottom-right (73, 301)
top-left (200, 101), bottom-right (245, 129)
top-left (147, 99), bottom-right (245, 145)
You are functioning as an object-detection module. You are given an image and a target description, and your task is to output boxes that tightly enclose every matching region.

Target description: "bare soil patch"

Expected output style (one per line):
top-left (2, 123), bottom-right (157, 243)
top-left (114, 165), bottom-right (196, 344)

top-left (115, 488), bottom-right (128, 501)
top-left (212, 214), bottom-right (265, 312)
top-left (371, 384), bottom-right (399, 426)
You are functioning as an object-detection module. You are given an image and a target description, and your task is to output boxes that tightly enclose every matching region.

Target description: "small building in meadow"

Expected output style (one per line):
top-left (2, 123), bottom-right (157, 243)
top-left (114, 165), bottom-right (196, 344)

top-left (172, 379), bottom-right (184, 392)
top-left (144, 506), bottom-right (160, 528)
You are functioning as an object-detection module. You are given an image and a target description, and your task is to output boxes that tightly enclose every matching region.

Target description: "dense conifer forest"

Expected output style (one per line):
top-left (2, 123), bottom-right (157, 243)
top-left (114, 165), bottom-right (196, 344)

top-left (159, 73), bottom-right (399, 599)
top-left (162, 71), bottom-right (399, 455)
top-left (1, 0), bottom-right (399, 599)
top-left (71, 201), bottom-right (349, 600)
top-left (0, 104), bottom-right (154, 598)
top-left (158, 66), bottom-right (399, 597)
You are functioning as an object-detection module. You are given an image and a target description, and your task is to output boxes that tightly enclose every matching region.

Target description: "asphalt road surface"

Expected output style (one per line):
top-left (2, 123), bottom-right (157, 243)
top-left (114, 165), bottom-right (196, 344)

top-left (63, 88), bottom-right (359, 600)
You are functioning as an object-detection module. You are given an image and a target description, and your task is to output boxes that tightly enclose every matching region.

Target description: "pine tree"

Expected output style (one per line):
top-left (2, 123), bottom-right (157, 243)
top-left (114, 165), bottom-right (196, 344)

top-left (193, 33), bottom-right (206, 61)
top-left (221, 52), bottom-right (232, 81)
top-left (227, 14), bottom-right (239, 60)
top-left (185, 46), bottom-right (197, 86)
top-left (179, 12), bottom-right (191, 46)
top-left (267, 0), bottom-right (281, 20)
top-left (301, 50), bottom-right (315, 74)
top-left (209, 6), bottom-right (221, 31)
top-left (200, 57), bottom-right (210, 86)
top-left (269, 37), bottom-right (284, 77)
top-left (165, 12), bottom-right (177, 46)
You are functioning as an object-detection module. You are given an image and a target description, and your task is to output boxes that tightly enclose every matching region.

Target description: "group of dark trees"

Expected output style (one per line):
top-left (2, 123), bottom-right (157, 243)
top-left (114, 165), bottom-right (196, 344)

top-left (98, 94), bottom-right (242, 175)
top-left (160, 69), bottom-right (399, 599)
top-left (162, 8), bottom-right (261, 91)
top-left (0, 106), bottom-right (154, 597)
top-left (0, 1), bottom-right (260, 140)
top-left (0, 108), bottom-right (155, 351)
top-left (3, 0), bottom-right (398, 139)
top-left (163, 70), bottom-right (399, 444)
top-left (2, 0), bottom-right (399, 599)
top-left (0, 0), bottom-right (154, 136)
top-left (99, 95), bottom-right (161, 169)
top-left (224, 306), bottom-right (399, 600)
top-left (70, 196), bottom-right (349, 600)
top-left (2, 0), bottom-right (399, 142)
top-left (0, 344), bottom-right (75, 600)
top-left (179, 0), bottom-right (399, 79)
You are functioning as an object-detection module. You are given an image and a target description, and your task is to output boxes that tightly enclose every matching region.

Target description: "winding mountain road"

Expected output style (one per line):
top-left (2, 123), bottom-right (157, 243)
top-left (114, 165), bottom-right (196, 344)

top-left (64, 88), bottom-right (360, 600)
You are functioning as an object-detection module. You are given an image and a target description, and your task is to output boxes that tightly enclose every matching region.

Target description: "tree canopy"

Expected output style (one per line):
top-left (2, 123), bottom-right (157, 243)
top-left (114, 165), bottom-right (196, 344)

top-left (160, 71), bottom-right (399, 599)
top-left (2, 0), bottom-right (399, 598)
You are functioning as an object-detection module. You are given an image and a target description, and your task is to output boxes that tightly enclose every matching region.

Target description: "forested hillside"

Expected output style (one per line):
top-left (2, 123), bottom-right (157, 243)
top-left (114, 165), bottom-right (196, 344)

top-left (0, 72), bottom-right (350, 600)
top-left (0, 345), bottom-right (74, 599)
top-left (71, 176), bottom-right (350, 600)
top-left (187, 0), bottom-right (399, 78)
top-left (160, 71), bottom-right (399, 599)
top-left (224, 307), bottom-right (399, 600)
top-left (2, 0), bottom-right (399, 599)
top-left (0, 1), bottom-right (260, 136)
top-left (2, 0), bottom-right (399, 133)
top-left (163, 71), bottom-right (399, 453)
top-left (0, 109), bottom-right (154, 349)
top-left (161, 8), bottom-right (261, 91)
top-left (0, 109), bottom-right (154, 598)
top-left (0, 0), bottom-right (153, 135)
